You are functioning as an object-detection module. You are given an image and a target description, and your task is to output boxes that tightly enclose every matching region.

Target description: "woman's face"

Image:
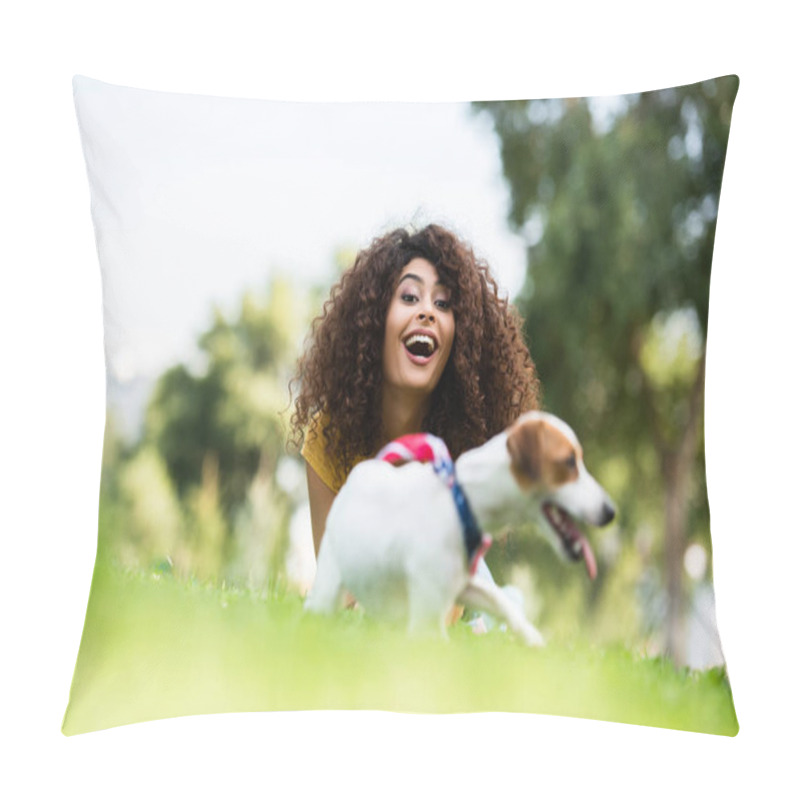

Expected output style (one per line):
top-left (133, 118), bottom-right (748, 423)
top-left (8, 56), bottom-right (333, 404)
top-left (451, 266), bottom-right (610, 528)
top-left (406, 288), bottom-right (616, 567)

top-left (382, 257), bottom-right (455, 398)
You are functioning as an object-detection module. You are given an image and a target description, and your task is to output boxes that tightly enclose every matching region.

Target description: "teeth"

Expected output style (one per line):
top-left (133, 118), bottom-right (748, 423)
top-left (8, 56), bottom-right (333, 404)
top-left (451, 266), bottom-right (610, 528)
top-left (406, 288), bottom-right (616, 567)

top-left (405, 334), bottom-right (435, 354)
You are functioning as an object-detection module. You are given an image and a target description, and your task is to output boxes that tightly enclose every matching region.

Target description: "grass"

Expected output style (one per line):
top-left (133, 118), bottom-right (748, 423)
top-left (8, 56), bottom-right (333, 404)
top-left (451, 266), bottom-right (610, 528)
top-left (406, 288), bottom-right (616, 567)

top-left (62, 560), bottom-right (738, 736)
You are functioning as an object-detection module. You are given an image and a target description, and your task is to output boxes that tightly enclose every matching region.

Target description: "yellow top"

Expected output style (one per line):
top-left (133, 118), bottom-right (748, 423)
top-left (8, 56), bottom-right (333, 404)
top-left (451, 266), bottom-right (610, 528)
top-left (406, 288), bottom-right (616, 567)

top-left (301, 413), bottom-right (369, 493)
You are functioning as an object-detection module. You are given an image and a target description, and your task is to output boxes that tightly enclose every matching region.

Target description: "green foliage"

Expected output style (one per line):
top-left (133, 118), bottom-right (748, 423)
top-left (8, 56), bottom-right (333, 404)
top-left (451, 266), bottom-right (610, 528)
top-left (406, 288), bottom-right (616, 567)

top-left (145, 279), bottom-right (303, 513)
top-left (473, 78), bottom-right (738, 661)
top-left (63, 561), bottom-right (738, 736)
top-left (474, 79), bottom-right (737, 439)
top-left (115, 446), bottom-right (184, 568)
top-left (100, 275), bottom-right (318, 589)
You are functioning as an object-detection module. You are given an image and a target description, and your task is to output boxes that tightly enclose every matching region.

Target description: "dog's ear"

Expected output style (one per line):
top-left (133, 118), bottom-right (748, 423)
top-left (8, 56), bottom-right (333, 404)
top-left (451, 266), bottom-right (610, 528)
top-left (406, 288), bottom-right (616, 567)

top-left (506, 419), bottom-right (545, 488)
top-left (508, 417), bottom-right (582, 489)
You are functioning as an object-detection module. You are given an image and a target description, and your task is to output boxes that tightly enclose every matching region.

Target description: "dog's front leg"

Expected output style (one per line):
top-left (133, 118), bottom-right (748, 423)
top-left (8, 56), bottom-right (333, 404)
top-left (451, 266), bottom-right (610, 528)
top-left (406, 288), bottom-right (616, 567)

top-left (304, 540), bottom-right (346, 614)
top-left (406, 575), bottom-right (454, 640)
top-left (457, 577), bottom-right (545, 647)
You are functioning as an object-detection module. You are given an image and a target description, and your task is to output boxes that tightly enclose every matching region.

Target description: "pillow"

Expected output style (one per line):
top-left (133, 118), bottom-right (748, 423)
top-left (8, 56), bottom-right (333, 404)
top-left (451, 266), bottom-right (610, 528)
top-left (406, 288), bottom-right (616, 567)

top-left (63, 75), bottom-right (738, 736)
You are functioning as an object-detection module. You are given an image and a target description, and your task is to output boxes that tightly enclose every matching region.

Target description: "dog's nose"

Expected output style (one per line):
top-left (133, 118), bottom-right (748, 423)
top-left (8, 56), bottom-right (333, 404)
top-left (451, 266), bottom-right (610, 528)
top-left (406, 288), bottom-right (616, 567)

top-left (599, 502), bottom-right (616, 526)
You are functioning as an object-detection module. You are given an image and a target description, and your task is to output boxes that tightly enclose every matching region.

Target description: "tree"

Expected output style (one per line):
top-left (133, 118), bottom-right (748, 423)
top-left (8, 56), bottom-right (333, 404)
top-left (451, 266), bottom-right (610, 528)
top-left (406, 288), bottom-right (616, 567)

top-left (142, 276), bottom-right (313, 586)
top-left (473, 77), bottom-right (737, 662)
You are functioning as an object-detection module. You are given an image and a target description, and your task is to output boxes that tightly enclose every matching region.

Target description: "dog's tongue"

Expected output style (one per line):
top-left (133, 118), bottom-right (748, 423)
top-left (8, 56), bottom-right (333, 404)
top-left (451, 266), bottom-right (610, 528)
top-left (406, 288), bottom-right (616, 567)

top-left (581, 535), bottom-right (597, 581)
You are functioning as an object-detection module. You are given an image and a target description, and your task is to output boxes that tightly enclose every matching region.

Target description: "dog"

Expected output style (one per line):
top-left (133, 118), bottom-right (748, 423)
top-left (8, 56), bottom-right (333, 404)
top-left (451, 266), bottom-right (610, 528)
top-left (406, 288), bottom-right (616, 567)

top-left (305, 410), bottom-right (615, 646)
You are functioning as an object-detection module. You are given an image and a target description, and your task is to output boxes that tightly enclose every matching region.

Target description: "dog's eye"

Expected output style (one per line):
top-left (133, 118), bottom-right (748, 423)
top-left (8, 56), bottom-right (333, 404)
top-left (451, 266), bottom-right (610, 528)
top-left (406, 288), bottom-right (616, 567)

top-left (563, 454), bottom-right (577, 470)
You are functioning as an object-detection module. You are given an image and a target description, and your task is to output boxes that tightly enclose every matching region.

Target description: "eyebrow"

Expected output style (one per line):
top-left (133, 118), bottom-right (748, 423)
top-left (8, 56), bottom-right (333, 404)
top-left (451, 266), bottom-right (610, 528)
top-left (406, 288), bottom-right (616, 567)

top-left (398, 272), bottom-right (447, 288)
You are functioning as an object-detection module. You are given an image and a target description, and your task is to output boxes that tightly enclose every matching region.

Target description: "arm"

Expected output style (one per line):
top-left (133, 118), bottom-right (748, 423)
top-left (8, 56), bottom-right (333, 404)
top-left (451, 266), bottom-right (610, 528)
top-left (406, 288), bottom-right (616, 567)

top-left (306, 461), bottom-right (337, 556)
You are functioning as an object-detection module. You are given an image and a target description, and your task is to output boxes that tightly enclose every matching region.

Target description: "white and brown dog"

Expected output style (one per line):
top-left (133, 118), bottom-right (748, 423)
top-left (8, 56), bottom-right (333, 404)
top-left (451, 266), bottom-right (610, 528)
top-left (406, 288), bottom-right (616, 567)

top-left (305, 410), bottom-right (615, 645)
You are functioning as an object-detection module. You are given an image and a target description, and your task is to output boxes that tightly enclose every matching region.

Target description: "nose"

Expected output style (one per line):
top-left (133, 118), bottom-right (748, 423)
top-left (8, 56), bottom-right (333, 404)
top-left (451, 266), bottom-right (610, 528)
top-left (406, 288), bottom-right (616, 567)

top-left (417, 295), bottom-right (436, 323)
top-left (599, 501), bottom-right (616, 526)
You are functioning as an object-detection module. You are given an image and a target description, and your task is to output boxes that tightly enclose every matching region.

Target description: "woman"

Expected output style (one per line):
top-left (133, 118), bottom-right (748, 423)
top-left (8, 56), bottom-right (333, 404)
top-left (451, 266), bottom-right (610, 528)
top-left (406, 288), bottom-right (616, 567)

top-left (290, 223), bottom-right (540, 555)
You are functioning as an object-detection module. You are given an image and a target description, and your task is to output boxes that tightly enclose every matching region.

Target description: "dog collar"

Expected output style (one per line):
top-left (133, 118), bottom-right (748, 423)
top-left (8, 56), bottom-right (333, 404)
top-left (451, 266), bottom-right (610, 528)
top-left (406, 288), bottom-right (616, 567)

top-left (376, 433), bottom-right (491, 575)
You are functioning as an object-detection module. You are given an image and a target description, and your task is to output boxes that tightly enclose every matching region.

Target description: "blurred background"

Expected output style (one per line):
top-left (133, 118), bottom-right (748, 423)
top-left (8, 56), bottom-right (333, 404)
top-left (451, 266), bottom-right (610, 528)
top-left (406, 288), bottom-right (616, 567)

top-left (87, 76), bottom-right (737, 670)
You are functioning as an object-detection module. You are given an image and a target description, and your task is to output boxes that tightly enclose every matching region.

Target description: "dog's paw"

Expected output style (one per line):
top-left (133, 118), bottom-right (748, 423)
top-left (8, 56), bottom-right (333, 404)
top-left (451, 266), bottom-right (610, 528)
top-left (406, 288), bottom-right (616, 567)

top-left (520, 624), bottom-right (545, 647)
top-left (467, 616), bottom-right (489, 635)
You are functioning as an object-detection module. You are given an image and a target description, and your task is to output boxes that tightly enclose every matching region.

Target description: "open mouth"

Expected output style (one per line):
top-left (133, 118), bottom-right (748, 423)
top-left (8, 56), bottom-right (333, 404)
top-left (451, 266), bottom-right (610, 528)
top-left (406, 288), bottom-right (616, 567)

top-left (542, 501), bottom-right (597, 580)
top-left (403, 332), bottom-right (438, 363)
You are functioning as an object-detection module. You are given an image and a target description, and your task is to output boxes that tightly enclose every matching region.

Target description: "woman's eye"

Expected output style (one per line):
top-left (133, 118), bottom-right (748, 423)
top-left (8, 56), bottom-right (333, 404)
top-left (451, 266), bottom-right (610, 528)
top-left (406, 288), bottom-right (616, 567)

top-left (401, 293), bottom-right (418, 303)
top-left (435, 299), bottom-right (451, 310)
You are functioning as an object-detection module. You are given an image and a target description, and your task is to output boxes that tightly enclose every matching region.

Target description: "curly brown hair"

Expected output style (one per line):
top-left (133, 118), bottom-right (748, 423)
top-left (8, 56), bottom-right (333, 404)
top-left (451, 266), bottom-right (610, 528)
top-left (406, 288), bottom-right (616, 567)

top-left (289, 223), bottom-right (540, 476)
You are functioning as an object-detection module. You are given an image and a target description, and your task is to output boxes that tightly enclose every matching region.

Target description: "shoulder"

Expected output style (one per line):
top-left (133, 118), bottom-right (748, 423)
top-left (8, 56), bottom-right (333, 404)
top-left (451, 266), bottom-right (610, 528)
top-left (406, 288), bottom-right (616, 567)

top-left (302, 412), bottom-right (366, 493)
top-left (302, 413), bottom-right (339, 491)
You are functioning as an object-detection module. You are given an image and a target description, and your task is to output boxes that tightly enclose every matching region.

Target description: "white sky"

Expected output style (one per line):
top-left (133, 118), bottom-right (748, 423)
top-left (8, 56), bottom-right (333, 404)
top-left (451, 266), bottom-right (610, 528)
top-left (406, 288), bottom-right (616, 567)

top-left (74, 76), bottom-right (530, 381)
